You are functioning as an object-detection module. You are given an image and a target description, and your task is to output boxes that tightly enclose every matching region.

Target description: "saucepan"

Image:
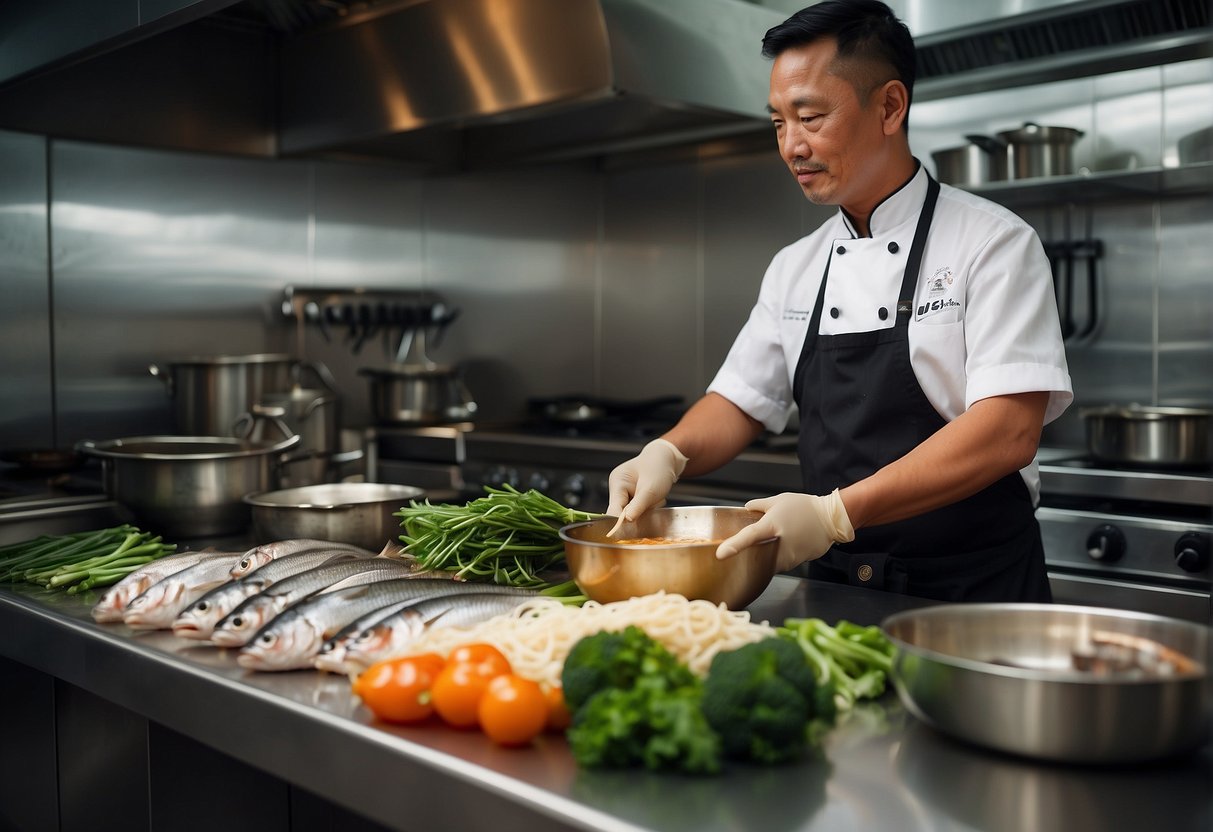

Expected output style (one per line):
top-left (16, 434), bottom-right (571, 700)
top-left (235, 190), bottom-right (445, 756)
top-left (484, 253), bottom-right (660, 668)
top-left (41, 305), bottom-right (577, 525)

top-left (1081, 404), bottom-right (1212, 468)
top-left (930, 135), bottom-right (1007, 186)
top-left (882, 603), bottom-right (1210, 763)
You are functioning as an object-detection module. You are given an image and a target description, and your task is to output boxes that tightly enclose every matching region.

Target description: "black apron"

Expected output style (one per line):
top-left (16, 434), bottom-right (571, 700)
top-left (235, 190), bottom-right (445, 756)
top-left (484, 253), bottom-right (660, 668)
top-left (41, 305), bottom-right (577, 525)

top-left (791, 174), bottom-right (1051, 603)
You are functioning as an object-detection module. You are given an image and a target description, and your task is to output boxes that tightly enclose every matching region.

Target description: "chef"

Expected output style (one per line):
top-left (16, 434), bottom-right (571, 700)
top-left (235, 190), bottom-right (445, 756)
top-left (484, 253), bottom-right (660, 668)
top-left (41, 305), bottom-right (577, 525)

top-left (606, 0), bottom-right (1073, 603)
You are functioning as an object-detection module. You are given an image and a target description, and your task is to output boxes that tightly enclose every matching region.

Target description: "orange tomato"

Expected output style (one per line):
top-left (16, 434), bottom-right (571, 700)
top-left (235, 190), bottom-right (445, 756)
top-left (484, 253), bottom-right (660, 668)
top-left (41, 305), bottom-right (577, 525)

top-left (431, 651), bottom-right (510, 729)
top-left (447, 643), bottom-right (512, 677)
top-left (478, 674), bottom-right (548, 747)
top-left (352, 653), bottom-right (446, 724)
top-left (543, 684), bottom-right (571, 733)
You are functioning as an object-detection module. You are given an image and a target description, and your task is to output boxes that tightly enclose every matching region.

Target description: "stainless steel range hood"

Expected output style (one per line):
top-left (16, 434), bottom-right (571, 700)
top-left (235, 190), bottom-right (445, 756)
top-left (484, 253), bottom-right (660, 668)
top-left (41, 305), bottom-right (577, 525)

top-left (276, 0), bottom-right (784, 166)
top-left (0, 0), bottom-right (784, 167)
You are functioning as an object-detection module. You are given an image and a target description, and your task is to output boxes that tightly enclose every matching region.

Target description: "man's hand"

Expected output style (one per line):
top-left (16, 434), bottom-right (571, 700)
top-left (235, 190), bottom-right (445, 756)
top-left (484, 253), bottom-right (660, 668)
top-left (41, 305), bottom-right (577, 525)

top-left (605, 438), bottom-right (689, 522)
top-left (716, 490), bottom-right (855, 572)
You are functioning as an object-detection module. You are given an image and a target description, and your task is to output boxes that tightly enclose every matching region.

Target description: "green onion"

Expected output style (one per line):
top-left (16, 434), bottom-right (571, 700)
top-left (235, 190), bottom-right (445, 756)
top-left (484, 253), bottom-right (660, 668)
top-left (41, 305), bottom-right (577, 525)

top-left (395, 485), bottom-right (600, 589)
top-left (0, 525), bottom-right (176, 594)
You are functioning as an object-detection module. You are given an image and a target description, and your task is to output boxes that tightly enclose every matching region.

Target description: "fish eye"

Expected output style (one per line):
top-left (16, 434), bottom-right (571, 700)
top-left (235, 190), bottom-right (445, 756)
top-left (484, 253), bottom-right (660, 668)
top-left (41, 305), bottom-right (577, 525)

top-left (260, 633), bottom-right (276, 645)
top-left (197, 602), bottom-right (208, 611)
top-left (239, 559), bottom-right (250, 570)
top-left (231, 617), bottom-right (243, 627)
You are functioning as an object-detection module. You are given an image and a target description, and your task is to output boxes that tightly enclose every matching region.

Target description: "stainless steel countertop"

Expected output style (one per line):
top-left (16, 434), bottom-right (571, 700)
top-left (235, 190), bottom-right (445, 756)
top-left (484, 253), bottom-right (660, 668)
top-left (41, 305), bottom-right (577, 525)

top-left (2, 578), bottom-right (1210, 832)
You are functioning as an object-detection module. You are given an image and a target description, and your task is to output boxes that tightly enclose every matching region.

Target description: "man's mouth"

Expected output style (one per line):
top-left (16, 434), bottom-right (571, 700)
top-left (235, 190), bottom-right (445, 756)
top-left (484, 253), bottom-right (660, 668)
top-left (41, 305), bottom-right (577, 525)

top-left (793, 165), bottom-right (826, 184)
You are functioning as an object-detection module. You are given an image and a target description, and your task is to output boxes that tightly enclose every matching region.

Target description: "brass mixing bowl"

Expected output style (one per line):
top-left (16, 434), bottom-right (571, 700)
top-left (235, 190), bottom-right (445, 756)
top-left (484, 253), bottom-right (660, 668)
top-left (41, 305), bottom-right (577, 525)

top-left (559, 506), bottom-right (778, 609)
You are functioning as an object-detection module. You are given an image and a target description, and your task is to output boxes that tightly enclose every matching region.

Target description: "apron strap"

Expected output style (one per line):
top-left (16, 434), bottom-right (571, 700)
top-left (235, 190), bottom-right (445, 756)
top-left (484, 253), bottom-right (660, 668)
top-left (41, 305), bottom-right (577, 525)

top-left (895, 174), bottom-right (940, 323)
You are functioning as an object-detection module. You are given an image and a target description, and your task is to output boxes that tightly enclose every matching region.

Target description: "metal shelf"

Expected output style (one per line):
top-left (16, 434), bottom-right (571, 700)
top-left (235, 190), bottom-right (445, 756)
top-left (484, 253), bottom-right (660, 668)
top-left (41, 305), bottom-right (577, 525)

top-left (952, 162), bottom-right (1213, 208)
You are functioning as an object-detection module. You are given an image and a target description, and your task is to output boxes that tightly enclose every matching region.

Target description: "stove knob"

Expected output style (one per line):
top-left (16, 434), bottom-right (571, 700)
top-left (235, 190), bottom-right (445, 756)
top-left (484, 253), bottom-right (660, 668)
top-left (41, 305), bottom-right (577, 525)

top-left (485, 466), bottom-right (519, 489)
top-left (1174, 533), bottom-right (1210, 573)
top-left (561, 474), bottom-right (586, 508)
top-left (527, 472), bottom-right (551, 493)
top-left (1086, 524), bottom-right (1125, 563)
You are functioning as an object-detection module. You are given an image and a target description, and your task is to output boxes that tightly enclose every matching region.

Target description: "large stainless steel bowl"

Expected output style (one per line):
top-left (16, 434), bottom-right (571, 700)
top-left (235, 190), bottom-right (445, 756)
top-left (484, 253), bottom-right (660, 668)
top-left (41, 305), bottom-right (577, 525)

top-left (882, 603), bottom-right (1211, 763)
top-left (244, 482), bottom-right (425, 551)
top-left (559, 507), bottom-right (777, 609)
top-left (78, 434), bottom-right (301, 538)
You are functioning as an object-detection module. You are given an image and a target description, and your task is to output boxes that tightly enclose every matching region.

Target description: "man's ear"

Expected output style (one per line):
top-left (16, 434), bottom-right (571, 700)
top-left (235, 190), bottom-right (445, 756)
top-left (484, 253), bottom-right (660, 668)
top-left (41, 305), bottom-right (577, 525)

top-left (877, 80), bottom-right (909, 135)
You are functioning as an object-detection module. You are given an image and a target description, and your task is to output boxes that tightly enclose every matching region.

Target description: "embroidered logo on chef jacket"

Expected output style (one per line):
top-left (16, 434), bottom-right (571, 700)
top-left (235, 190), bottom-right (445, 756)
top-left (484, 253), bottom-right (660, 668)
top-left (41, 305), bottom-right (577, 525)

top-left (783, 308), bottom-right (812, 322)
top-left (916, 266), bottom-right (961, 321)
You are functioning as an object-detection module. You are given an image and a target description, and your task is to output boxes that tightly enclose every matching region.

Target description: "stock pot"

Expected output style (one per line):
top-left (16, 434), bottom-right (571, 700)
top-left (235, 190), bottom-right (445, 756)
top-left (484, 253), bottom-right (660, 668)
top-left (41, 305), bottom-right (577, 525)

top-left (996, 122), bottom-right (1084, 180)
top-left (148, 354), bottom-right (296, 435)
top-left (360, 364), bottom-right (477, 425)
top-left (1082, 405), bottom-right (1212, 468)
top-left (77, 434), bottom-right (301, 538)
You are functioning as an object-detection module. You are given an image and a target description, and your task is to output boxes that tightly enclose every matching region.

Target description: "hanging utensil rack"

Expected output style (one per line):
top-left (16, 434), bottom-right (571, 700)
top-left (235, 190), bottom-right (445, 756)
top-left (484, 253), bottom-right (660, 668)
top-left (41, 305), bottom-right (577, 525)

top-left (280, 286), bottom-right (460, 362)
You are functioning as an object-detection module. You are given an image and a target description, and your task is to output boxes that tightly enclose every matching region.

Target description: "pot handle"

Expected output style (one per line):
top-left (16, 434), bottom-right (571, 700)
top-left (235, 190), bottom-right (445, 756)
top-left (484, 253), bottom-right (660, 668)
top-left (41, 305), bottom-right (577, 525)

top-left (147, 363), bottom-right (173, 396)
top-left (294, 359), bottom-right (339, 393)
top-left (964, 134), bottom-right (1006, 154)
top-left (233, 404), bottom-right (296, 442)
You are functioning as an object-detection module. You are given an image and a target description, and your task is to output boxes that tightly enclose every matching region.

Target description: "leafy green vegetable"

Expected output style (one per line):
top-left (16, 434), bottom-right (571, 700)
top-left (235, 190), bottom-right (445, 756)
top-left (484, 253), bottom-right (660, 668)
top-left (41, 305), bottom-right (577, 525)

top-left (563, 627), bottom-right (721, 775)
top-left (777, 618), bottom-right (896, 712)
top-left (700, 637), bottom-right (822, 764)
top-left (561, 625), bottom-right (696, 712)
top-left (396, 485), bottom-right (600, 588)
top-left (0, 525), bottom-right (175, 592)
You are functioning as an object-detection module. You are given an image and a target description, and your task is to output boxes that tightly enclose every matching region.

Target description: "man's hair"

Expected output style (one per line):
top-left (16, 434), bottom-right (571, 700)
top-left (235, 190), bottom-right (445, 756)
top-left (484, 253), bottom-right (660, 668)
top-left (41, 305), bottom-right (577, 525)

top-left (762, 0), bottom-right (916, 130)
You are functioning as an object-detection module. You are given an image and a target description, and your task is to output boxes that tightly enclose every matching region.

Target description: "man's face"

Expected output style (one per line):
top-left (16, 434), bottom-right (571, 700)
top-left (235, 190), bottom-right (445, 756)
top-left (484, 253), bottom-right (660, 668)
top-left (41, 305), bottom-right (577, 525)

top-left (767, 39), bottom-right (887, 209)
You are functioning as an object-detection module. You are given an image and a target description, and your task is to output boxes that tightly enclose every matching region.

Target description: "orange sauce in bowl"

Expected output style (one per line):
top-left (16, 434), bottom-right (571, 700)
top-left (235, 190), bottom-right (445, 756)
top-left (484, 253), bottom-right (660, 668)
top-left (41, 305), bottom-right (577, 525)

top-left (611, 536), bottom-right (722, 545)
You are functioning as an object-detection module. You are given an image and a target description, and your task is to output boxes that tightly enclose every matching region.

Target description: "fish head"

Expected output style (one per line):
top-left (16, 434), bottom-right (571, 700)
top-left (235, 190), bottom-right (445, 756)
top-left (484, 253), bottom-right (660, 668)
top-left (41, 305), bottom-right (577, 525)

top-left (344, 613), bottom-right (425, 671)
top-left (210, 598), bottom-right (276, 647)
top-left (312, 640), bottom-right (352, 674)
top-left (237, 619), bottom-right (323, 672)
top-left (122, 580), bottom-right (185, 630)
top-left (229, 549), bottom-right (274, 580)
top-left (92, 577), bottom-right (150, 623)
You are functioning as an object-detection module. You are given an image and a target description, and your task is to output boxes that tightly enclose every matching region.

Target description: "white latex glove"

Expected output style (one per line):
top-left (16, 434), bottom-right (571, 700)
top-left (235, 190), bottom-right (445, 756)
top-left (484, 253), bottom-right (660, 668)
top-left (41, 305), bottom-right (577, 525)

top-left (605, 438), bottom-right (689, 523)
top-left (716, 489), bottom-right (855, 572)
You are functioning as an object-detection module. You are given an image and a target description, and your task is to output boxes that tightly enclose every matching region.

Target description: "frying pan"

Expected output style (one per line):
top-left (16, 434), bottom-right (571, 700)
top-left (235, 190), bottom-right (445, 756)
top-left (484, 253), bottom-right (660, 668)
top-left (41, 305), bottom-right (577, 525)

top-left (530, 395), bottom-right (684, 426)
top-left (0, 448), bottom-right (84, 476)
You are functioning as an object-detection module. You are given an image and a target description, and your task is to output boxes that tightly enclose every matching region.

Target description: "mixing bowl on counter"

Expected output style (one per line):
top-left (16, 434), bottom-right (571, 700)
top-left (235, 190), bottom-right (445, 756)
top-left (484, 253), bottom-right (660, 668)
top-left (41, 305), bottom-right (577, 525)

top-left (244, 482), bottom-right (426, 551)
top-left (882, 603), bottom-right (1211, 764)
top-left (559, 506), bottom-right (778, 609)
top-left (77, 434), bottom-right (302, 538)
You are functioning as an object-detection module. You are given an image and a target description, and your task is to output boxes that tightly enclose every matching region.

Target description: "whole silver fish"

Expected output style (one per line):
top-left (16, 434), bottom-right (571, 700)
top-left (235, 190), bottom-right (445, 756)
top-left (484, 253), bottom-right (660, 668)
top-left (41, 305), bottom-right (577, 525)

top-left (239, 585), bottom-right (530, 672)
top-left (122, 552), bottom-right (246, 630)
top-left (227, 538), bottom-right (376, 580)
top-left (91, 549), bottom-right (238, 623)
top-left (313, 583), bottom-right (538, 674)
top-left (211, 557), bottom-right (416, 647)
top-left (171, 550), bottom-right (364, 641)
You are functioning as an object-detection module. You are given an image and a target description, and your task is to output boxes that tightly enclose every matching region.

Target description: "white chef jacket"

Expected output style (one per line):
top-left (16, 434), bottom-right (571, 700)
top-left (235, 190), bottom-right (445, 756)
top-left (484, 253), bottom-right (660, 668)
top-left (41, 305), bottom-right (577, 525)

top-left (708, 163), bottom-right (1073, 504)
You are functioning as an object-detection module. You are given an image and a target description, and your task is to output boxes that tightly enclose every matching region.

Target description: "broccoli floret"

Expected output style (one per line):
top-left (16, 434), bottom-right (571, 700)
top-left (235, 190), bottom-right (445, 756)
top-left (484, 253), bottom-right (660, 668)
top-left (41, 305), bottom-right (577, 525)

top-left (566, 683), bottom-right (721, 776)
top-left (561, 625), bottom-right (696, 712)
top-left (700, 638), bottom-right (819, 764)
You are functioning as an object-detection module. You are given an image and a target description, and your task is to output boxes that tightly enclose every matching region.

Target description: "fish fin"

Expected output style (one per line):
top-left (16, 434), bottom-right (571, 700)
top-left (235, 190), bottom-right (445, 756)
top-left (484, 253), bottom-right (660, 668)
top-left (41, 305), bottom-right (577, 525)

top-left (376, 541), bottom-right (410, 560)
top-left (421, 608), bottom-right (452, 628)
top-left (193, 577), bottom-right (230, 595)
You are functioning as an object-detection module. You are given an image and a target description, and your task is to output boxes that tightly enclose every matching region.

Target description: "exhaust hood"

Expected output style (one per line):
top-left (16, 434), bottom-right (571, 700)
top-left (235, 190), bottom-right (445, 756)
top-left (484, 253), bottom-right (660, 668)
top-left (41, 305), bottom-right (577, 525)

top-left (0, 0), bottom-right (784, 167)
top-left (275, 0), bottom-right (785, 166)
top-left (0, 0), bottom-right (1207, 167)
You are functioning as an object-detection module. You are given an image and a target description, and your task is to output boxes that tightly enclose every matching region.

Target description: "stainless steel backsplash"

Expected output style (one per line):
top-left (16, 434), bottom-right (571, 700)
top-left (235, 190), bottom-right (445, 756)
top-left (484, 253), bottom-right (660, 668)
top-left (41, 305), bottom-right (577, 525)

top-left (2, 59), bottom-right (1210, 452)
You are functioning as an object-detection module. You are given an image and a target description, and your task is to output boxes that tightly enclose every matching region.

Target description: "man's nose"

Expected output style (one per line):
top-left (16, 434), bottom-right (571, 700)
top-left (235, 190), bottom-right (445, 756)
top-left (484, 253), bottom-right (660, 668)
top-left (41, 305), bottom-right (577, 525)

top-left (781, 124), bottom-right (808, 161)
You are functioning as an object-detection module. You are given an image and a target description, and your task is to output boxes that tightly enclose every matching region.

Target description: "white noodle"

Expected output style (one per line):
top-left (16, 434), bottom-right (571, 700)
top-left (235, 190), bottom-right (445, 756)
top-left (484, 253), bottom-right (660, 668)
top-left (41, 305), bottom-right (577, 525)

top-left (400, 591), bottom-right (775, 688)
